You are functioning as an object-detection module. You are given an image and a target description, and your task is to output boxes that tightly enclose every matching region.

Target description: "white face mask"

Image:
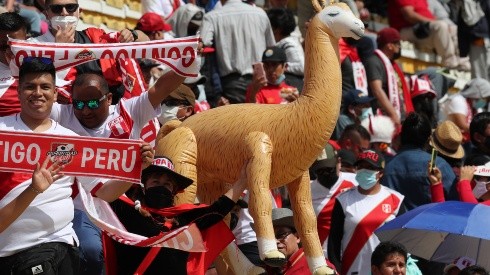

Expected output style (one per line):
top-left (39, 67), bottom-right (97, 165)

top-left (473, 180), bottom-right (489, 199)
top-left (158, 105), bottom-right (182, 125)
top-left (50, 15), bottom-right (78, 30)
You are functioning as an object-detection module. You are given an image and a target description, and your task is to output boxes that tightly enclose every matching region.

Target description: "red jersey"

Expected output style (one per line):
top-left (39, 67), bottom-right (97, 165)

top-left (388, 0), bottom-right (434, 30)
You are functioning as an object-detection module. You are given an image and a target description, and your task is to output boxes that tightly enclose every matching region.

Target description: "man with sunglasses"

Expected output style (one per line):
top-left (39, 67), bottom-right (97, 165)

top-left (0, 12), bottom-right (27, 117)
top-left (29, 0), bottom-right (150, 104)
top-left (0, 57), bottom-right (155, 275)
top-left (254, 208), bottom-right (337, 274)
top-left (49, 71), bottom-right (183, 274)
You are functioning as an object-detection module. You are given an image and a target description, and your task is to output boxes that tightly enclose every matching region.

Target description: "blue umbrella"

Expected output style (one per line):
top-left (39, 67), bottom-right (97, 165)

top-left (375, 201), bottom-right (490, 270)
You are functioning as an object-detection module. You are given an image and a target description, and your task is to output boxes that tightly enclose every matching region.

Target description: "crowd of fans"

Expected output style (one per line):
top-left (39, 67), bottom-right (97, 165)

top-left (2, 0), bottom-right (490, 274)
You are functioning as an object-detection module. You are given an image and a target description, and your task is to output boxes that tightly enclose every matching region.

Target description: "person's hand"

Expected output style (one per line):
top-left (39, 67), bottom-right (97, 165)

top-left (140, 142), bottom-right (155, 170)
top-left (217, 96), bottom-right (230, 106)
top-left (460, 166), bottom-right (476, 182)
top-left (281, 88), bottom-right (299, 102)
top-left (428, 162), bottom-right (442, 185)
top-left (54, 25), bottom-right (76, 43)
top-left (31, 158), bottom-right (64, 194)
top-left (118, 29), bottom-right (135, 43)
top-left (251, 70), bottom-right (267, 93)
top-left (234, 161), bottom-right (249, 191)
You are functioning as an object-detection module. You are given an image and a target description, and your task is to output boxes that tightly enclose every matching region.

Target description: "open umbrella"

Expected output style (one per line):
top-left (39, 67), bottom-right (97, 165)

top-left (375, 201), bottom-right (490, 270)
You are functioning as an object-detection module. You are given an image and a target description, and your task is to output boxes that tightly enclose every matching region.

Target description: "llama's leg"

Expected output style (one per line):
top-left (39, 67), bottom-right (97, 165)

top-left (219, 243), bottom-right (267, 275)
top-left (155, 126), bottom-right (198, 205)
top-left (243, 132), bottom-right (285, 267)
top-left (287, 172), bottom-right (335, 275)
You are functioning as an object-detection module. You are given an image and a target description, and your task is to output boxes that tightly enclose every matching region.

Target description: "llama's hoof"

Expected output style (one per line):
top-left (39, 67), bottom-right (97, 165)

top-left (247, 265), bottom-right (267, 275)
top-left (263, 250), bottom-right (286, 267)
top-left (313, 265), bottom-right (336, 275)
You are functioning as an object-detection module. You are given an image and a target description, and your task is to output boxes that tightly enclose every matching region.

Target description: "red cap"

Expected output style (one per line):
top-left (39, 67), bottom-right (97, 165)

top-left (377, 27), bottom-right (401, 48)
top-left (136, 12), bottom-right (172, 32)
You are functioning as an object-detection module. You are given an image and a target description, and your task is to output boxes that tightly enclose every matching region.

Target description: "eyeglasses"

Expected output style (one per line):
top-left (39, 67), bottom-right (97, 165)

top-left (49, 3), bottom-right (79, 14)
top-left (163, 99), bottom-right (190, 107)
top-left (275, 231), bottom-right (293, 241)
top-left (22, 56), bottom-right (53, 65)
top-left (72, 94), bottom-right (107, 110)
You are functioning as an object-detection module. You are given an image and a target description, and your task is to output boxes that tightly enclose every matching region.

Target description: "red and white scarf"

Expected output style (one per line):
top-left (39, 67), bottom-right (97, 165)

top-left (374, 49), bottom-right (413, 117)
top-left (8, 36), bottom-right (200, 78)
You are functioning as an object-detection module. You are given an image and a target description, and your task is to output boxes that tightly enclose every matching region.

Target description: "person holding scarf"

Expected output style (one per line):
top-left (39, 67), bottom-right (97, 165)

top-left (328, 150), bottom-right (405, 275)
top-left (365, 27), bottom-right (414, 131)
top-left (109, 156), bottom-right (249, 274)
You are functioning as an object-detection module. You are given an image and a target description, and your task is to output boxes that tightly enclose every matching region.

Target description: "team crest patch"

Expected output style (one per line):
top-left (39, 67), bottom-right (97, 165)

top-left (382, 203), bottom-right (392, 214)
top-left (31, 264), bottom-right (43, 274)
top-left (108, 116), bottom-right (130, 137)
top-left (264, 49), bottom-right (274, 57)
top-left (75, 49), bottom-right (96, 60)
top-left (47, 143), bottom-right (77, 165)
top-left (123, 74), bottom-right (135, 92)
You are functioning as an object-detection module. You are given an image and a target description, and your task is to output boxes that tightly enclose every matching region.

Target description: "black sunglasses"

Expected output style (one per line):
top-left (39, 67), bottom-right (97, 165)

top-left (162, 99), bottom-right (190, 107)
top-left (72, 94), bottom-right (107, 110)
top-left (49, 3), bottom-right (79, 14)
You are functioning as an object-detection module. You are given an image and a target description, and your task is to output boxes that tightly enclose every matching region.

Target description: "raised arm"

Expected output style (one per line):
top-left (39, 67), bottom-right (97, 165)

top-left (0, 158), bottom-right (63, 233)
top-left (95, 142), bottom-right (154, 202)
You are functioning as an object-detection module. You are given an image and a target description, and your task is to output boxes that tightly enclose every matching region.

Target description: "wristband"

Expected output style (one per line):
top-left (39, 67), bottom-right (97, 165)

top-left (29, 184), bottom-right (43, 194)
top-left (129, 29), bottom-right (138, 41)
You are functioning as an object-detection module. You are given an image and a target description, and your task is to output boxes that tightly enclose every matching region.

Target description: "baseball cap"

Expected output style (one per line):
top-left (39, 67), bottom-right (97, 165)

top-left (136, 12), bottom-right (172, 32)
top-left (377, 27), bottom-right (401, 48)
top-left (443, 257), bottom-right (476, 273)
top-left (343, 89), bottom-right (375, 106)
top-left (142, 156), bottom-right (193, 192)
top-left (261, 46), bottom-right (287, 63)
top-left (311, 143), bottom-right (338, 171)
top-left (338, 149), bottom-right (357, 167)
top-left (355, 150), bottom-right (385, 169)
top-left (168, 85), bottom-right (196, 107)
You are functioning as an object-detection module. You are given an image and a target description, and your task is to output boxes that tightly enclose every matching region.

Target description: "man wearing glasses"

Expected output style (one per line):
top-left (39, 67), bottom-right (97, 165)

top-left (254, 208), bottom-right (338, 274)
top-left (29, 0), bottom-right (150, 104)
top-left (49, 71), bottom-right (184, 274)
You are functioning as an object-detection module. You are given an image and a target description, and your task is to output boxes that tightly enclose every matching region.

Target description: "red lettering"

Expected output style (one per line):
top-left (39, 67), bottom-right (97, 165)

top-left (181, 46), bottom-right (195, 68)
top-left (15, 50), bottom-right (27, 67)
top-left (44, 50), bottom-right (55, 60)
top-left (151, 48), bottom-right (160, 59)
top-left (167, 47), bottom-right (181, 60)
top-left (100, 50), bottom-right (114, 59)
top-left (115, 49), bottom-right (129, 60)
top-left (59, 50), bottom-right (69, 60)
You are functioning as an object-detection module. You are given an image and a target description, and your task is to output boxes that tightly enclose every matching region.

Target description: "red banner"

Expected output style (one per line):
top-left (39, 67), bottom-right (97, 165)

top-left (0, 130), bottom-right (142, 183)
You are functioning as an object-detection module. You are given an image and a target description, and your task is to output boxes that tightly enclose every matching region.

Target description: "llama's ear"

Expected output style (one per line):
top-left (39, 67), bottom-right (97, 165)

top-left (312, 0), bottom-right (326, 13)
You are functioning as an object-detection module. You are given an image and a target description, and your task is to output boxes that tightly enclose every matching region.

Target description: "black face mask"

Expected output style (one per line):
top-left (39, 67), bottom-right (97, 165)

top-left (144, 186), bottom-right (174, 209)
top-left (317, 173), bottom-right (339, 189)
top-left (392, 50), bottom-right (401, 60)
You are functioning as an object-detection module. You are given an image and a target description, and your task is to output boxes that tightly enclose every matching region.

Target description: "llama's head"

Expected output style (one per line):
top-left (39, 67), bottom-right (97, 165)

top-left (315, 2), bottom-right (365, 40)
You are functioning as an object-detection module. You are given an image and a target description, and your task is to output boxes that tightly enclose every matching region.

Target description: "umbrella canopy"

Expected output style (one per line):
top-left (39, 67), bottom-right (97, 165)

top-left (375, 201), bottom-right (490, 270)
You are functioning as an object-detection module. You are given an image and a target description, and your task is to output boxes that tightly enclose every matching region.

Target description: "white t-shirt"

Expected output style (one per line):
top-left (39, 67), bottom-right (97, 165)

top-left (51, 92), bottom-right (160, 141)
top-left (336, 185), bottom-right (404, 275)
top-left (438, 92), bottom-right (470, 122)
top-left (142, 0), bottom-right (185, 18)
top-left (0, 62), bottom-right (19, 117)
top-left (0, 115), bottom-right (102, 256)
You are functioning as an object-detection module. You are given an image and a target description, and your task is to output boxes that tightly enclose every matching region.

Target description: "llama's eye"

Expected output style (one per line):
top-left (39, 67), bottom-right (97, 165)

top-left (328, 11), bottom-right (339, 17)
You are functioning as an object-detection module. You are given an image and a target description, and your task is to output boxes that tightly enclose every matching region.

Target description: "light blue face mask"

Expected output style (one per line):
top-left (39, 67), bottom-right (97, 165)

top-left (359, 107), bottom-right (373, 121)
top-left (355, 169), bottom-right (379, 190)
top-left (473, 99), bottom-right (487, 109)
top-left (272, 74), bottom-right (286, 86)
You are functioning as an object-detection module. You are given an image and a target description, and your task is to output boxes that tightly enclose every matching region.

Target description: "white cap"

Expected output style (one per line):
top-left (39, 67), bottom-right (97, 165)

top-left (443, 256), bottom-right (476, 273)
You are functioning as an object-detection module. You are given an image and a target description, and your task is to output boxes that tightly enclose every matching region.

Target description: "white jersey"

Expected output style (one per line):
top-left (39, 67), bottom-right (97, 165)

top-left (0, 62), bottom-right (20, 117)
top-left (0, 115), bottom-right (103, 256)
top-left (311, 172), bottom-right (357, 257)
top-left (336, 185), bottom-right (404, 275)
top-left (51, 92), bottom-right (160, 141)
